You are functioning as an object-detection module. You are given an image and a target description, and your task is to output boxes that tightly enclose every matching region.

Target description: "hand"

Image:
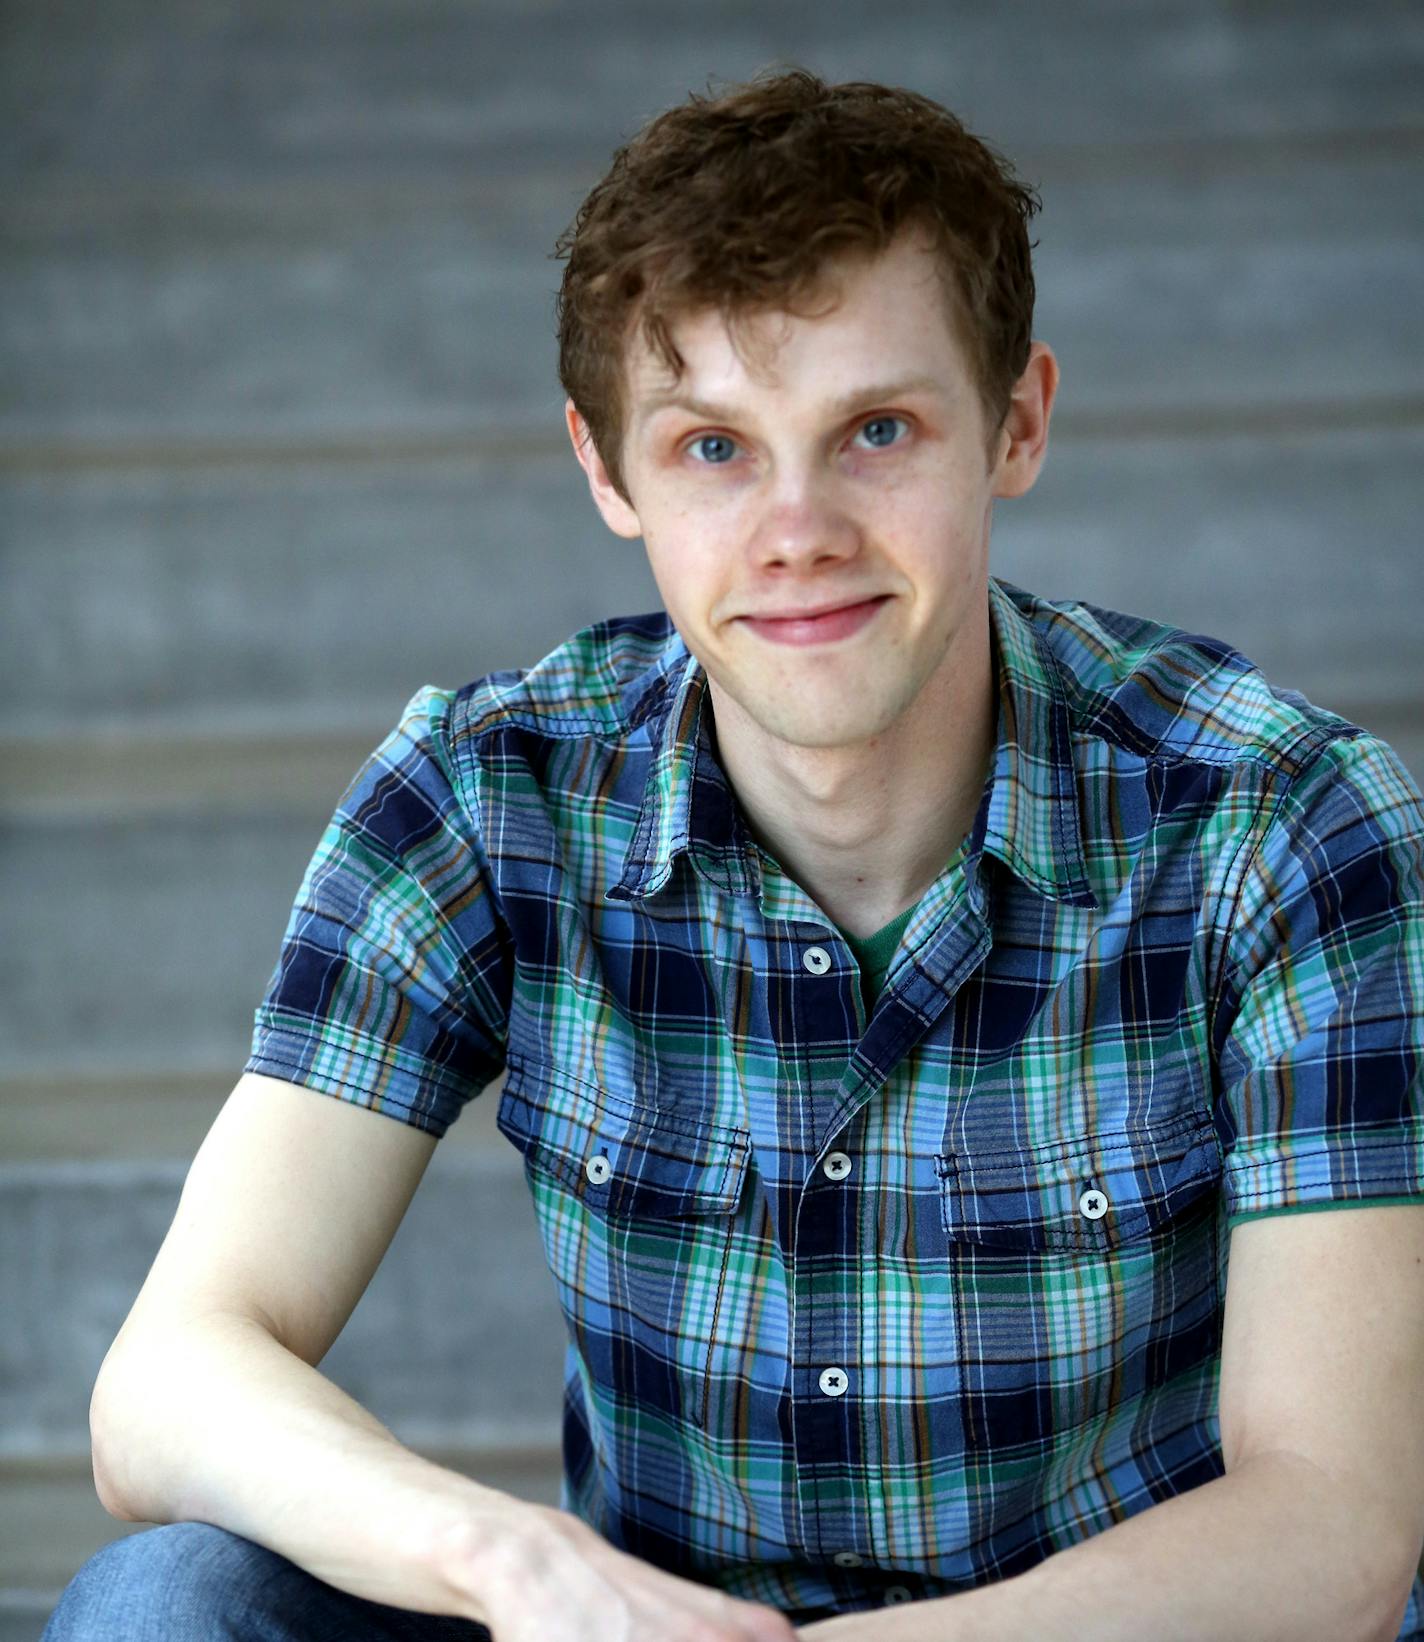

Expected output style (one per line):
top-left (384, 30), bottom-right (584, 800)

top-left (437, 1499), bottom-right (799, 1642)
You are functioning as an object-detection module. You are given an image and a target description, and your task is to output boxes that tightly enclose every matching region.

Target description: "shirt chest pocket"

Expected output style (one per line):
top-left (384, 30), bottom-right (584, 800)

top-left (934, 1115), bottom-right (1226, 1443)
top-left (496, 1060), bottom-right (751, 1427)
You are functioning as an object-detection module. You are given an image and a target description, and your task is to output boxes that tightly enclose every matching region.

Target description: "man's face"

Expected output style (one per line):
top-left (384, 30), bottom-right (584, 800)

top-left (568, 231), bottom-right (1048, 756)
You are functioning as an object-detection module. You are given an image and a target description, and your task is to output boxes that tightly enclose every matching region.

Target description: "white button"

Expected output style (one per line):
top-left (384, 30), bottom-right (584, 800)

top-left (822, 1151), bottom-right (853, 1182)
top-left (802, 945), bottom-right (832, 975)
top-left (818, 1366), bottom-right (849, 1397)
top-left (1079, 1187), bottom-right (1108, 1220)
top-left (832, 1550), bottom-right (865, 1568)
top-left (883, 1585), bottom-right (913, 1605)
top-left (585, 1154), bottom-right (612, 1185)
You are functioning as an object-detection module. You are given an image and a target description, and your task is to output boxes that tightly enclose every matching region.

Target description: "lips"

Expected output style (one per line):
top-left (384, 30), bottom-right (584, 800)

top-left (737, 594), bottom-right (892, 646)
top-left (743, 595), bottom-right (889, 622)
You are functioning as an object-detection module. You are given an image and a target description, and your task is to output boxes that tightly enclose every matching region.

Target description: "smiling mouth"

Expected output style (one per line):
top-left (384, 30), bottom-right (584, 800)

top-left (736, 595), bottom-right (893, 645)
top-left (741, 595), bottom-right (891, 622)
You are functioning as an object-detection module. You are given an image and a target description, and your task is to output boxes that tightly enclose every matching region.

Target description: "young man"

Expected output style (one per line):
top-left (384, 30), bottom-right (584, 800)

top-left (47, 69), bottom-right (1424, 1642)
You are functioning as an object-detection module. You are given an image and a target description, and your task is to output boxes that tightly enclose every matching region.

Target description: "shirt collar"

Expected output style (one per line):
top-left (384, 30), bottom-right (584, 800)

top-left (980, 576), bottom-right (1098, 909)
top-left (606, 576), bottom-right (1098, 911)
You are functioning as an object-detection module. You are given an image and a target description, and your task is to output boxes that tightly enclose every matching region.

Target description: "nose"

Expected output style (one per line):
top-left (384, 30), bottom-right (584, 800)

top-left (749, 467), bottom-right (861, 569)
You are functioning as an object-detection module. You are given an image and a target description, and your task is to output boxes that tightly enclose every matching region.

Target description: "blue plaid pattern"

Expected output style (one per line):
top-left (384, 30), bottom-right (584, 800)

top-left (247, 576), bottom-right (1424, 1625)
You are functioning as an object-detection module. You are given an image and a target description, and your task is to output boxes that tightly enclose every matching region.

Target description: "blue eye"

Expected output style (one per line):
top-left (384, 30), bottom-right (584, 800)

top-left (689, 434), bottom-right (737, 464)
top-left (855, 416), bottom-right (907, 449)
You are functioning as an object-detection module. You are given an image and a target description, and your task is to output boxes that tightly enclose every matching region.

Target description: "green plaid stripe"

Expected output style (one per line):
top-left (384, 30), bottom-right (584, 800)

top-left (247, 577), bottom-right (1424, 1621)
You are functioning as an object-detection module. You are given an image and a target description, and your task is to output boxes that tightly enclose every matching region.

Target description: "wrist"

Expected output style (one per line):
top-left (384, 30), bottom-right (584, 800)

top-left (412, 1473), bottom-right (549, 1623)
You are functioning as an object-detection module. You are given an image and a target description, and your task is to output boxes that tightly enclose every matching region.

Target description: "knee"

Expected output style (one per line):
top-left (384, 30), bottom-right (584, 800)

top-left (42, 1522), bottom-right (280, 1640)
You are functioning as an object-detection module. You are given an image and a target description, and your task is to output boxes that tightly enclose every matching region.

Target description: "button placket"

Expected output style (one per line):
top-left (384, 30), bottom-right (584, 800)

top-left (784, 930), bottom-right (866, 1566)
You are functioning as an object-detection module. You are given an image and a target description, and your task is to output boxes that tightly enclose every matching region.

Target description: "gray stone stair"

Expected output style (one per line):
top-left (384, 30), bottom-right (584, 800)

top-left (6, 156), bottom-right (1420, 456)
top-left (6, 0), bottom-right (1421, 189)
top-left (2, 1087), bottom-right (568, 1462)
top-left (4, 431), bottom-right (1421, 737)
top-left (1, 1087), bottom-right (567, 1638)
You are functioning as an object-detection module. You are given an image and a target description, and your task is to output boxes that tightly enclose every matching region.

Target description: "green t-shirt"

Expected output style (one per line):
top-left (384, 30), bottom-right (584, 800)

top-left (834, 902), bottom-right (917, 1018)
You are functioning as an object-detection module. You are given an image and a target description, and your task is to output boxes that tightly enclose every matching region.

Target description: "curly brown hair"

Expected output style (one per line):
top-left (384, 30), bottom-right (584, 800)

top-left (554, 66), bottom-right (1041, 501)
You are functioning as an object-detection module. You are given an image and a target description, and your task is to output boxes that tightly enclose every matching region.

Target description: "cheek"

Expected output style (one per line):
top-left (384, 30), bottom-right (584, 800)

top-left (641, 535), bottom-right (722, 627)
top-left (886, 493), bottom-right (973, 563)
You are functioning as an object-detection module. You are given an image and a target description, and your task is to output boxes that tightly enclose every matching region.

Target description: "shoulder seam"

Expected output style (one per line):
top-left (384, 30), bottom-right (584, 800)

top-left (1066, 677), bottom-right (1366, 771)
top-left (449, 655), bottom-right (684, 745)
top-left (1209, 722), bottom-right (1363, 1021)
top-left (443, 690), bottom-right (514, 939)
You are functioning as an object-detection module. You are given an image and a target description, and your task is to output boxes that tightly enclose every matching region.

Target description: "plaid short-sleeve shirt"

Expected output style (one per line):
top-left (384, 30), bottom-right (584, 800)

top-left (246, 576), bottom-right (1424, 1625)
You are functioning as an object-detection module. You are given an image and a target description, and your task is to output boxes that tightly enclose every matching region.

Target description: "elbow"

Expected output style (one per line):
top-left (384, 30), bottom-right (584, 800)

top-left (93, 1460), bottom-right (142, 1523)
top-left (88, 1351), bottom-right (146, 1522)
top-left (91, 1437), bottom-right (141, 1523)
top-left (1357, 1535), bottom-right (1422, 1642)
top-left (89, 1393), bottom-right (132, 1521)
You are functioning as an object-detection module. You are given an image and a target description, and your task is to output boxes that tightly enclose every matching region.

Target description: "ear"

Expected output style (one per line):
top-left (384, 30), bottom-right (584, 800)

top-left (989, 341), bottom-right (1059, 500)
top-left (565, 400), bottom-right (643, 539)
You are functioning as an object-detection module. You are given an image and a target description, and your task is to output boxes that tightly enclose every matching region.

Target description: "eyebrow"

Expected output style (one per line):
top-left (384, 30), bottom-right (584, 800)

top-left (633, 374), bottom-right (947, 432)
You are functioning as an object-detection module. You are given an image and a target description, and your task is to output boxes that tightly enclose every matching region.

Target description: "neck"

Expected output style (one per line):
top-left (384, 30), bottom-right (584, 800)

top-left (709, 605), bottom-right (997, 940)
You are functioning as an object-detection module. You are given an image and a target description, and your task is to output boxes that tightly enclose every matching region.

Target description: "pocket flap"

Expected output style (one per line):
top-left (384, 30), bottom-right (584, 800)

top-left (497, 1060), bottom-right (750, 1218)
top-left (938, 1115), bottom-right (1222, 1253)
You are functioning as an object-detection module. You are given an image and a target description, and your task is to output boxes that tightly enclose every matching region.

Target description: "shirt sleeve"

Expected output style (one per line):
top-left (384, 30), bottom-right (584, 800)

top-left (1214, 729), bottom-right (1424, 1226)
top-left (244, 684), bottom-right (511, 1138)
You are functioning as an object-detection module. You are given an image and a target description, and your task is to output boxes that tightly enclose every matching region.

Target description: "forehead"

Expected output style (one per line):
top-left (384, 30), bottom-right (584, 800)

top-left (622, 232), bottom-right (970, 407)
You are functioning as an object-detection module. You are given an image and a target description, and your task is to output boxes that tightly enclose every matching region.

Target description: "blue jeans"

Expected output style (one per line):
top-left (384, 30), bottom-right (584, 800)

top-left (41, 1522), bottom-right (493, 1641)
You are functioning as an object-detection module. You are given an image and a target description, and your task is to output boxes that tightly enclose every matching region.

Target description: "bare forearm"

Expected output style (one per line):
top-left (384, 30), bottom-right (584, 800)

top-left (90, 1313), bottom-right (520, 1623)
top-left (800, 1453), bottom-right (1412, 1642)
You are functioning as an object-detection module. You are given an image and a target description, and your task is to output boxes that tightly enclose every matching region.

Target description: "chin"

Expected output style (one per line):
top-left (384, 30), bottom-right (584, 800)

top-left (755, 703), bottom-right (899, 751)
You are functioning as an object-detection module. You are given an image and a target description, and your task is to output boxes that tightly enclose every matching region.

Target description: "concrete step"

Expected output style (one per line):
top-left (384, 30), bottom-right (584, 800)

top-left (1, 1080), bottom-right (565, 1635)
top-left (5, 444), bottom-right (1423, 1080)
top-left (5, 0), bottom-right (1420, 190)
top-left (2, 808), bottom-right (363, 1074)
top-left (0, 1598), bottom-right (51, 1642)
top-left (5, 700), bottom-right (1421, 1086)
top-left (4, 152), bottom-right (1419, 453)
top-left (1, 1119), bottom-right (568, 1462)
top-left (7, 708), bottom-right (1419, 837)
top-left (4, 428), bottom-right (1421, 739)
top-left (0, 1066), bottom-right (511, 1165)
top-left (0, 733), bottom-right (390, 828)
top-left (0, 450), bottom-right (656, 736)
top-left (0, 1440), bottom-right (563, 1642)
